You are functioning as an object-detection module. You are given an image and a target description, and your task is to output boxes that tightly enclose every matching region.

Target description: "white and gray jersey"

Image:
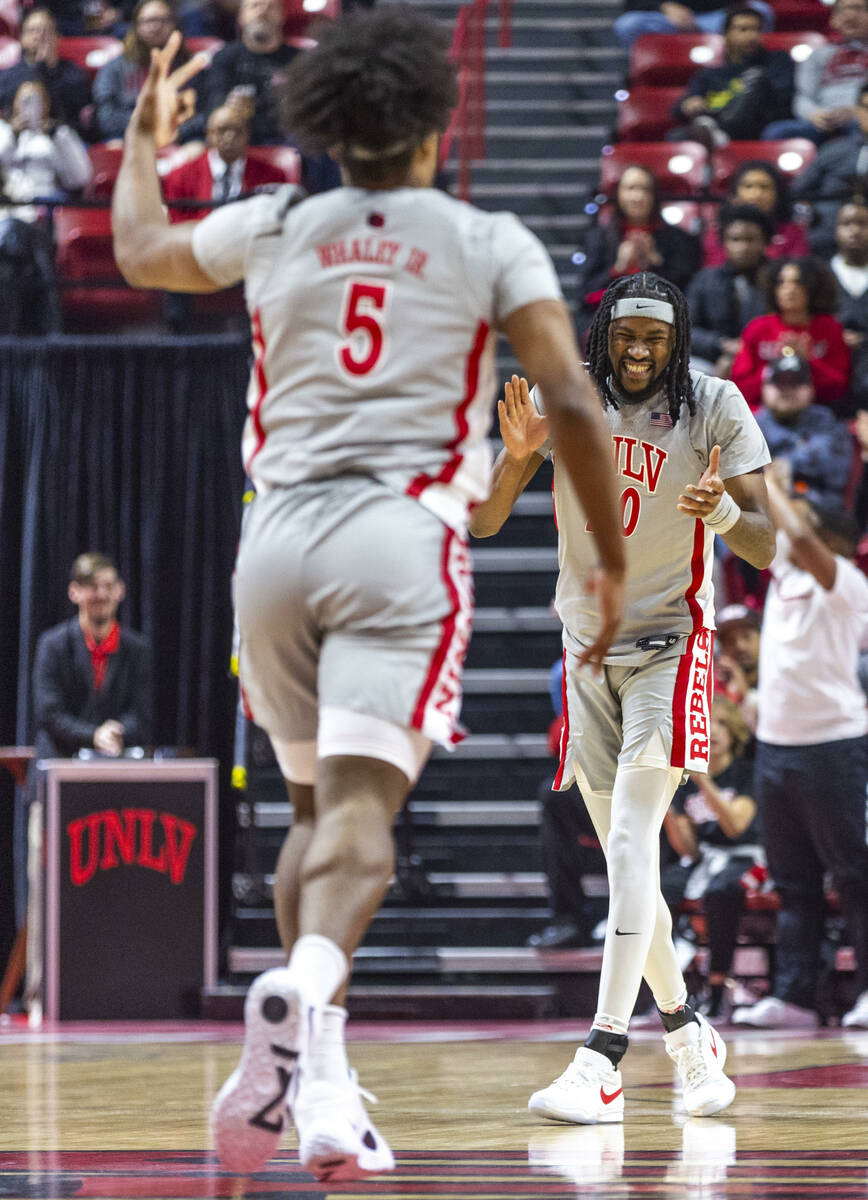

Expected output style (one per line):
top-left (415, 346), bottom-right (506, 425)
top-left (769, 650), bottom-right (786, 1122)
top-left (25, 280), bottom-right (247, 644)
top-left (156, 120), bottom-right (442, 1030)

top-left (192, 184), bottom-right (562, 531)
top-left (533, 370), bottom-right (770, 663)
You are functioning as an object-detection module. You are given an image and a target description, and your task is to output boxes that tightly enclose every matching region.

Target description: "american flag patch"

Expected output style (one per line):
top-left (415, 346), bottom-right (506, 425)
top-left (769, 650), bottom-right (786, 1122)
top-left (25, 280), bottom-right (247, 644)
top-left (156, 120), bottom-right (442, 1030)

top-left (650, 411), bottom-right (673, 427)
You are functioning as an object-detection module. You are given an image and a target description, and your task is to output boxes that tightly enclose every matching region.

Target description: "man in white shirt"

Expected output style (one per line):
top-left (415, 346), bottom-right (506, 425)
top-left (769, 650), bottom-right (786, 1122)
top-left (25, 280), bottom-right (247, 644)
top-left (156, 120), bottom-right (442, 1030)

top-left (733, 466), bottom-right (868, 1029)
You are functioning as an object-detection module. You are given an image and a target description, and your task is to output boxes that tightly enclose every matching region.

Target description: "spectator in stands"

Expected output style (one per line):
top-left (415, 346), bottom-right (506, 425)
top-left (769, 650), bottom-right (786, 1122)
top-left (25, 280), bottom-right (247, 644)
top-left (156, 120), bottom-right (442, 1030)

top-left (661, 695), bottom-right (762, 1020)
top-left (703, 160), bottom-right (809, 267)
top-left (763, 0), bottom-right (868, 145)
top-left (613, 0), bottom-right (772, 50)
top-left (93, 0), bottom-right (205, 142)
top-left (731, 257), bottom-right (851, 410)
top-left (687, 203), bottom-right (771, 377)
top-left (32, 552), bottom-right (152, 760)
top-left (44, 0), bottom-right (128, 37)
top-left (206, 0), bottom-right (299, 145)
top-left (162, 102), bottom-right (286, 221)
top-left (575, 163), bottom-right (701, 336)
top-left (792, 85), bottom-right (868, 258)
top-left (0, 9), bottom-right (92, 137)
top-left (715, 602), bottom-right (760, 730)
top-left (755, 357), bottom-right (855, 507)
top-left (668, 6), bottom-right (793, 148)
top-left (734, 470), bottom-right (868, 1030)
top-left (851, 408), bottom-right (868, 529)
top-left (829, 200), bottom-right (868, 398)
top-left (0, 80), bottom-right (92, 202)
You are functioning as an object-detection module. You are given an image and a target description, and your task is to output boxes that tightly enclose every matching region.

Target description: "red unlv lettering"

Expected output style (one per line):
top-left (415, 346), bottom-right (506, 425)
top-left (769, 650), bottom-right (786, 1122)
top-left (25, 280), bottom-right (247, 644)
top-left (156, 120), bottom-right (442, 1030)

top-left (67, 808), bottom-right (198, 887)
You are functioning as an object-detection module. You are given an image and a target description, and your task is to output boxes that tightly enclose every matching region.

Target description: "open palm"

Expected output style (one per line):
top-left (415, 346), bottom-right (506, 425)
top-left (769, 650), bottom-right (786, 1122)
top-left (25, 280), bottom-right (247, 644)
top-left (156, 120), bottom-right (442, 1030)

top-left (498, 374), bottom-right (549, 460)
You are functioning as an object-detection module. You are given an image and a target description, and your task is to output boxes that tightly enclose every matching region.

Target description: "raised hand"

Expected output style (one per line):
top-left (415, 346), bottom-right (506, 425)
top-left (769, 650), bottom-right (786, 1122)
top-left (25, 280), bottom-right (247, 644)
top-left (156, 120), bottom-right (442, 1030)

top-left (130, 30), bottom-right (207, 148)
top-left (677, 443), bottom-right (725, 519)
top-left (497, 374), bottom-right (550, 462)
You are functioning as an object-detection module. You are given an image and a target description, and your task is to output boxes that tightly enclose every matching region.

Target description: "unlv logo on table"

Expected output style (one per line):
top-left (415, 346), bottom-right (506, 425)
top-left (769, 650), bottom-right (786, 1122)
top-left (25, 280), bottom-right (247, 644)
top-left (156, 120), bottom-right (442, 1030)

top-left (66, 808), bottom-right (198, 887)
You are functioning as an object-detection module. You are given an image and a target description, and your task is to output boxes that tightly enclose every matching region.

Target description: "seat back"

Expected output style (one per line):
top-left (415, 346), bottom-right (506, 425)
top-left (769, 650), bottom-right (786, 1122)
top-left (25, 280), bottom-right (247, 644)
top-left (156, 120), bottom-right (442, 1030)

top-left (710, 138), bottom-right (817, 198)
top-left (630, 33), bottom-right (723, 86)
top-left (599, 141), bottom-right (709, 198)
top-left (247, 145), bottom-right (302, 183)
top-left (0, 35), bottom-right (20, 68)
top-left (282, 0), bottom-right (340, 37)
top-left (53, 206), bottom-right (160, 326)
top-left (57, 36), bottom-right (123, 81)
top-left (616, 86), bottom-right (682, 141)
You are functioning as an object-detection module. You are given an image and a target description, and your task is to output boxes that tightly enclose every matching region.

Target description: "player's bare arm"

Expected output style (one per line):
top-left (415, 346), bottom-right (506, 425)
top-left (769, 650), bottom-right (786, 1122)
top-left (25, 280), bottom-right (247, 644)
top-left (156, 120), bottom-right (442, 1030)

top-left (677, 445), bottom-right (775, 569)
top-left (764, 461), bottom-right (838, 590)
top-left (501, 299), bottom-right (626, 669)
top-left (469, 375), bottom-right (547, 538)
top-left (112, 32), bottom-right (219, 293)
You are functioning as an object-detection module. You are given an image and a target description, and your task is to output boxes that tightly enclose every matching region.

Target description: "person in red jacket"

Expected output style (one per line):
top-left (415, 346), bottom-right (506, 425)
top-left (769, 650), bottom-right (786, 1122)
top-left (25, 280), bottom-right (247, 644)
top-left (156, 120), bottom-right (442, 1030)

top-left (161, 102), bottom-right (290, 223)
top-left (731, 256), bottom-right (851, 411)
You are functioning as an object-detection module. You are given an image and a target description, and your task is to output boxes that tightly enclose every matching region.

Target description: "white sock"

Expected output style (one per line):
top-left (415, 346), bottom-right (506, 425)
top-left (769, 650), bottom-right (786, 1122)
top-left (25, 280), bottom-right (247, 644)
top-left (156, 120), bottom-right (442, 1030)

top-left (307, 1003), bottom-right (351, 1086)
top-left (287, 934), bottom-right (348, 1008)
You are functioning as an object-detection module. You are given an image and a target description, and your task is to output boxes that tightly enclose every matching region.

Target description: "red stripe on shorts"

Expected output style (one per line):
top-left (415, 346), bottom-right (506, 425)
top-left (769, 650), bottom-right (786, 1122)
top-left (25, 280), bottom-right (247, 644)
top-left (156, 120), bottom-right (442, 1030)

top-left (671, 629), bottom-right (714, 770)
top-left (411, 526), bottom-right (460, 735)
top-left (552, 648), bottom-right (569, 789)
top-left (246, 307), bottom-right (269, 474)
top-left (670, 633), bottom-right (695, 769)
top-left (407, 320), bottom-right (490, 499)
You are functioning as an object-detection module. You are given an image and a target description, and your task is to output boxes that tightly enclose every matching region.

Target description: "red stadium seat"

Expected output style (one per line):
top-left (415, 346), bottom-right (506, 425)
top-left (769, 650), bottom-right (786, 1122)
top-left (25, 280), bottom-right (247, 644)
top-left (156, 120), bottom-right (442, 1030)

top-left (0, 35), bottom-right (20, 68)
top-left (86, 142), bottom-right (123, 198)
top-left (53, 206), bottom-right (160, 327)
top-left (762, 31), bottom-right (827, 63)
top-left (710, 138), bottom-right (817, 197)
top-left (283, 0), bottom-right (340, 38)
top-left (630, 33), bottom-right (723, 86)
top-left (599, 141), bottom-right (709, 198)
top-left (656, 200), bottom-right (706, 235)
top-left (185, 36), bottom-right (224, 60)
top-left (771, 0), bottom-right (830, 33)
top-left (616, 86), bottom-right (682, 141)
top-left (246, 145), bottom-right (302, 183)
top-left (57, 36), bottom-right (123, 81)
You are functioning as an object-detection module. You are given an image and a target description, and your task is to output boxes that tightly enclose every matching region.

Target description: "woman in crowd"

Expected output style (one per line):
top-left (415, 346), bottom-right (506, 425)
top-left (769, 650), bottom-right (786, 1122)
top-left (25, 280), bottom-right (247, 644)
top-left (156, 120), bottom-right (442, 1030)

top-left (704, 160), bottom-right (809, 268)
top-left (93, 0), bottom-right (205, 141)
top-left (662, 696), bottom-right (762, 1021)
top-left (731, 256), bottom-right (851, 410)
top-left (575, 162), bottom-right (701, 336)
top-left (0, 80), bottom-right (91, 203)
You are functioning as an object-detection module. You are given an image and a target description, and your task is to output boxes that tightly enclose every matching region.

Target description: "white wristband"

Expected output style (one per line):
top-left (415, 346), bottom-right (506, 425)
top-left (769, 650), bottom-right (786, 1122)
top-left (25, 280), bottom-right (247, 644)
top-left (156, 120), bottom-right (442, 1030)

top-left (702, 489), bottom-right (741, 534)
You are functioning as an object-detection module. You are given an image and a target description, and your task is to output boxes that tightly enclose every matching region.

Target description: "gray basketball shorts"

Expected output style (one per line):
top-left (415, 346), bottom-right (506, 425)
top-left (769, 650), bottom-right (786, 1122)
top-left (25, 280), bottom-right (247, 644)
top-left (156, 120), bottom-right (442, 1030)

top-left (233, 476), bottom-right (474, 749)
top-left (554, 628), bottom-right (714, 793)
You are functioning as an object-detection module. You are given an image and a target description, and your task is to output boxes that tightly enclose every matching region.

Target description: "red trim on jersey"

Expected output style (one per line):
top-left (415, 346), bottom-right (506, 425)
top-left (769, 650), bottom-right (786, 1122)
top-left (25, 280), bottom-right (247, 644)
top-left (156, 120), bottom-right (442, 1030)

top-left (684, 518), bottom-right (706, 630)
top-left (246, 308), bottom-right (269, 474)
top-left (406, 320), bottom-right (490, 500)
top-left (411, 526), bottom-right (460, 735)
top-left (551, 456), bottom-right (559, 531)
top-left (552, 648), bottom-right (569, 789)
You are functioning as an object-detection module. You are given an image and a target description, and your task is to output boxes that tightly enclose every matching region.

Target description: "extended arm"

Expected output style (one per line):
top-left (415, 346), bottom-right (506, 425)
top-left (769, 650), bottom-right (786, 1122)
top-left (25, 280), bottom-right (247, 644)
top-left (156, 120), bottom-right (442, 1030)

top-left (764, 463), bottom-right (837, 589)
top-left (469, 375), bottom-right (546, 537)
top-left (112, 33), bottom-right (220, 293)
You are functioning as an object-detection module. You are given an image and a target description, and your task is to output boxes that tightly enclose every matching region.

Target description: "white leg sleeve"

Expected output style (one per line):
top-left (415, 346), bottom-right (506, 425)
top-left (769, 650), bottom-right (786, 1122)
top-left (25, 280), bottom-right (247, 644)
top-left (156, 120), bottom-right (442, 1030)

top-left (318, 706), bottom-right (432, 785)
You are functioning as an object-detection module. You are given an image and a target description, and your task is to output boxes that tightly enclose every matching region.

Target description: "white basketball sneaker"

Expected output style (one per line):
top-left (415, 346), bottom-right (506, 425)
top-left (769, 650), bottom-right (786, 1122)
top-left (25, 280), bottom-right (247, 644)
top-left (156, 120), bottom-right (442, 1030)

top-left (293, 1069), bottom-right (395, 1182)
top-left (528, 1047), bottom-right (624, 1125)
top-left (211, 967), bottom-right (307, 1173)
top-left (664, 1013), bottom-right (736, 1117)
top-left (842, 990), bottom-right (868, 1029)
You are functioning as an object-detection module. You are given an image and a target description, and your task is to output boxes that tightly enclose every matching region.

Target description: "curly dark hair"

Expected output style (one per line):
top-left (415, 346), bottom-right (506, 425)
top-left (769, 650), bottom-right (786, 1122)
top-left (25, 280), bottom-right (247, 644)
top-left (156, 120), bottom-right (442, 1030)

top-left (717, 202), bottom-right (774, 244)
top-left (585, 272), bottom-right (695, 424)
top-left (281, 5), bottom-right (458, 186)
top-left (727, 159), bottom-right (794, 224)
top-left (762, 256), bottom-right (840, 315)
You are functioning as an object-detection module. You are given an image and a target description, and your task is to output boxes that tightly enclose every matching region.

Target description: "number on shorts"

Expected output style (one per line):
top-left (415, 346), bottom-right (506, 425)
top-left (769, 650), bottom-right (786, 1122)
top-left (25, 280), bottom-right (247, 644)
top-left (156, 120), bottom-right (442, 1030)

top-left (337, 279), bottom-right (389, 377)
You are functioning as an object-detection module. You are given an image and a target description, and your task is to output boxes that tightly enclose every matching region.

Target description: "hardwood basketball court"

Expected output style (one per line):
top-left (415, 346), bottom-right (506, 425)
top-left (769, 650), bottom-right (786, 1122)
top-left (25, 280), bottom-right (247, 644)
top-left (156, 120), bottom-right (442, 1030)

top-left (1, 1018), bottom-right (866, 1197)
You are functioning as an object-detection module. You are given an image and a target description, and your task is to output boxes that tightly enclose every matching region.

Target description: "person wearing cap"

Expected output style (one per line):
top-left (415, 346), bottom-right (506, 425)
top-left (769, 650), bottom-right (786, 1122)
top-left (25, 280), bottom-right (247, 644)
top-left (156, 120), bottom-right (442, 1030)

top-left (472, 271), bottom-right (774, 1124)
top-left (715, 602), bottom-right (760, 730)
top-left (733, 465), bottom-right (868, 1030)
top-left (731, 256), bottom-right (851, 411)
top-left (755, 356), bottom-right (855, 508)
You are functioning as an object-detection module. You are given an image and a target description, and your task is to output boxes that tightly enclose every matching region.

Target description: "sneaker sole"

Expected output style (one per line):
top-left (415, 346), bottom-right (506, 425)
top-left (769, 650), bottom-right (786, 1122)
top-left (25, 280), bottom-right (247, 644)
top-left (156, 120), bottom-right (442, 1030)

top-left (686, 1075), bottom-right (736, 1117)
top-left (211, 969), bottom-right (305, 1173)
top-left (528, 1096), bottom-right (624, 1125)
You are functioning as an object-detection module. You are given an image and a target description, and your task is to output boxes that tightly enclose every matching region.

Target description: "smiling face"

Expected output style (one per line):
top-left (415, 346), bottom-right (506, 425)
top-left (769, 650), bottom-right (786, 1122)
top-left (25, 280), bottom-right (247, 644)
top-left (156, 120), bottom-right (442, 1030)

top-left (607, 315), bottom-right (675, 400)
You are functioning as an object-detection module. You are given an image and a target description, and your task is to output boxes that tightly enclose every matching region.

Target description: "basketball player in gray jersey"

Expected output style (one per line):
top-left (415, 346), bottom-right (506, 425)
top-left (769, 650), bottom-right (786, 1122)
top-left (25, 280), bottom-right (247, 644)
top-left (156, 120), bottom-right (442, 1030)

top-left (472, 272), bottom-right (775, 1124)
top-left (111, 6), bottom-right (626, 1181)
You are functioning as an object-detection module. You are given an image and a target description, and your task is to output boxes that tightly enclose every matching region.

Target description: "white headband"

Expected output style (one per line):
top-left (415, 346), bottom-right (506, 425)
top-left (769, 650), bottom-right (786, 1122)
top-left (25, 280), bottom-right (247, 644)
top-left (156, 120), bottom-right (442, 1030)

top-left (611, 298), bottom-right (675, 324)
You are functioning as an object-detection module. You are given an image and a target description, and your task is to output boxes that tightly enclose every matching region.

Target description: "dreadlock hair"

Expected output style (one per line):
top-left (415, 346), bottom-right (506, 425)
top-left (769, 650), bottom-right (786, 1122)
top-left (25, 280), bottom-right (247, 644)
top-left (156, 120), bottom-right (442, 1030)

top-left (585, 272), bottom-right (695, 425)
top-left (280, 5), bottom-right (458, 188)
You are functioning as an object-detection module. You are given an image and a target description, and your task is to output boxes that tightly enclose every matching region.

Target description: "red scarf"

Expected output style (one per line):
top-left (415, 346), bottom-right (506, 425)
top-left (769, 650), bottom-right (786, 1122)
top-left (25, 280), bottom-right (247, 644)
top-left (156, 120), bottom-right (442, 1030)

top-left (83, 621), bottom-right (120, 691)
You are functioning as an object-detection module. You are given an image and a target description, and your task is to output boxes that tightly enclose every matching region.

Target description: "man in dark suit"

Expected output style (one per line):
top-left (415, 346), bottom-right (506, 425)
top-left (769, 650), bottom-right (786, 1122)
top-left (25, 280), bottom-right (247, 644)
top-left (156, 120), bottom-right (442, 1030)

top-left (162, 103), bottom-right (290, 223)
top-left (32, 551), bottom-right (152, 759)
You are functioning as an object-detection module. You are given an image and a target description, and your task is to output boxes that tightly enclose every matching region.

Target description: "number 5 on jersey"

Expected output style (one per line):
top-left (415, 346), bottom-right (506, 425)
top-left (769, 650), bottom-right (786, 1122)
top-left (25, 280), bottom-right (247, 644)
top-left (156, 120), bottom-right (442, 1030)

top-left (337, 279), bottom-right (391, 378)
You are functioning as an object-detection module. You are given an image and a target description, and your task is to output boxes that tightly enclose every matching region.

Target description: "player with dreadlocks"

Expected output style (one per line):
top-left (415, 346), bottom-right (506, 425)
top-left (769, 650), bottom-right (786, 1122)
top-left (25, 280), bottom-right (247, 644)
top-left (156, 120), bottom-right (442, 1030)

top-left (471, 270), bottom-right (775, 1124)
top-left (111, 2), bottom-right (626, 1182)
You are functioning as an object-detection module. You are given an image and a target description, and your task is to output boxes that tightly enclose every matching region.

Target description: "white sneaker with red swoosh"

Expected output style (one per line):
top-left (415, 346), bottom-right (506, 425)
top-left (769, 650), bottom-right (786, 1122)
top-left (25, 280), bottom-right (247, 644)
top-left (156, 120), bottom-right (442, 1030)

top-left (664, 1012), bottom-right (736, 1117)
top-left (528, 1047), bottom-right (624, 1124)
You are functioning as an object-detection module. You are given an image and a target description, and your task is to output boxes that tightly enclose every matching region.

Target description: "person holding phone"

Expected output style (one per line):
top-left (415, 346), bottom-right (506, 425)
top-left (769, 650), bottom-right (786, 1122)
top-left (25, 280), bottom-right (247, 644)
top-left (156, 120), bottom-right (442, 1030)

top-left (0, 81), bottom-right (91, 204)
